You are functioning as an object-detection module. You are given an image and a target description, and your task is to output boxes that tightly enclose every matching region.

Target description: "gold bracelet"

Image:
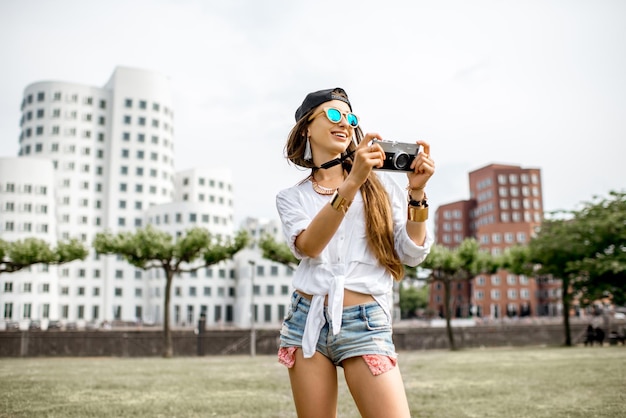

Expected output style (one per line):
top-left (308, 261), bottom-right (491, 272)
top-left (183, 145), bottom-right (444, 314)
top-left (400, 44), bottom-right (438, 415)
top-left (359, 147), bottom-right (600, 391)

top-left (330, 190), bottom-right (352, 214)
top-left (406, 184), bottom-right (426, 192)
top-left (408, 206), bottom-right (429, 222)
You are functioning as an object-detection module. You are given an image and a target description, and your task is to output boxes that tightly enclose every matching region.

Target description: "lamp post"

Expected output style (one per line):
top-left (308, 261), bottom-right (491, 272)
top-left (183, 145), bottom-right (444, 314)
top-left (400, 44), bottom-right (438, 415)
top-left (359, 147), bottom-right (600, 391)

top-left (248, 260), bottom-right (256, 357)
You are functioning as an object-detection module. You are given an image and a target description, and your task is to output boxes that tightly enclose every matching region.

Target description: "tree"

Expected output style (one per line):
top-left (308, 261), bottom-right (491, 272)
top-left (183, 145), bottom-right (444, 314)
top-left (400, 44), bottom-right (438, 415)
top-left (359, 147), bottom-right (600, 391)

top-left (503, 191), bottom-right (626, 346)
top-left (93, 225), bottom-right (248, 358)
top-left (0, 237), bottom-right (88, 274)
top-left (506, 217), bottom-right (583, 346)
top-left (399, 283), bottom-right (429, 319)
top-left (421, 239), bottom-right (499, 350)
top-left (258, 234), bottom-right (298, 270)
top-left (567, 191), bottom-right (626, 306)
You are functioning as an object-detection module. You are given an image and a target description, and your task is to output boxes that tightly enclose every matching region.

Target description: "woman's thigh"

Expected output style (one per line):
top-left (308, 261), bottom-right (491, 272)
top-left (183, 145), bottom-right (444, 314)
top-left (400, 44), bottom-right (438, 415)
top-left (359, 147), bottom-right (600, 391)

top-left (288, 348), bottom-right (339, 418)
top-left (342, 356), bottom-right (411, 418)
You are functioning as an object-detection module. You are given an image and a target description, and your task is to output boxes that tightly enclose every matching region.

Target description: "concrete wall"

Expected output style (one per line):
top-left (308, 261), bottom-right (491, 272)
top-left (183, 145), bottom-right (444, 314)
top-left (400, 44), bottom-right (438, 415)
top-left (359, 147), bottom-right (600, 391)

top-left (0, 323), bottom-right (595, 357)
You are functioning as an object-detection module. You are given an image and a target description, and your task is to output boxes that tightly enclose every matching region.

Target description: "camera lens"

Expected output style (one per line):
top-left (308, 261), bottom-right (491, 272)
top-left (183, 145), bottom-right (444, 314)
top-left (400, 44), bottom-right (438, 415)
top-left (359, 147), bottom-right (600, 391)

top-left (393, 152), bottom-right (410, 170)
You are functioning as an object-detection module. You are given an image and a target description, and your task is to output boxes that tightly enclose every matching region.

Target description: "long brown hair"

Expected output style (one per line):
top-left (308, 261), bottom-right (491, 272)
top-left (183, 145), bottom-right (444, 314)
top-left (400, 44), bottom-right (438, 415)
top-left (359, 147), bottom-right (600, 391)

top-left (284, 91), bottom-right (404, 280)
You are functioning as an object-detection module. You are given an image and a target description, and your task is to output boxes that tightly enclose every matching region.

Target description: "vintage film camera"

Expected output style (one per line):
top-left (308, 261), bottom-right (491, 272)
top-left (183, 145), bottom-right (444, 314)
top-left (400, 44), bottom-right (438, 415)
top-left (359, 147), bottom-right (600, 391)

top-left (371, 139), bottom-right (421, 172)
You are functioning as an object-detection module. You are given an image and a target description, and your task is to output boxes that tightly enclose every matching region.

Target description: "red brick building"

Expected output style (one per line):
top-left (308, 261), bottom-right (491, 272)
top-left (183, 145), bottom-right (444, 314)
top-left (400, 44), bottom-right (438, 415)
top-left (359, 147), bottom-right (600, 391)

top-left (430, 164), bottom-right (562, 319)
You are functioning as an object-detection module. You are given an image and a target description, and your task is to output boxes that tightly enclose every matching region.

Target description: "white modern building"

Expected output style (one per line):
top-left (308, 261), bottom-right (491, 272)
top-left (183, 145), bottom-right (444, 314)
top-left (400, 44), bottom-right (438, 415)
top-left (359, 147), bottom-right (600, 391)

top-left (0, 158), bottom-right (60, 321)
top-left (0, 67), bottom-right (292, 330)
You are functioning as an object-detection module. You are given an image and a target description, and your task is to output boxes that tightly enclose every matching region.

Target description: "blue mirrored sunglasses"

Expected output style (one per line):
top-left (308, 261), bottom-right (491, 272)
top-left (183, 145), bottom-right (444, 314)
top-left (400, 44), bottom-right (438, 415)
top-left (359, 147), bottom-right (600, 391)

top-left (308, 107), bottom-right (359, 128)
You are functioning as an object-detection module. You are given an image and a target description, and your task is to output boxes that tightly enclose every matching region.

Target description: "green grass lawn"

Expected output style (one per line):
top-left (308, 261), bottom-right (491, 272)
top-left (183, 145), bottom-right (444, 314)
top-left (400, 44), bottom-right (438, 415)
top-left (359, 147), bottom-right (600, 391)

top-left (0, 346), bottom-right (624, 417)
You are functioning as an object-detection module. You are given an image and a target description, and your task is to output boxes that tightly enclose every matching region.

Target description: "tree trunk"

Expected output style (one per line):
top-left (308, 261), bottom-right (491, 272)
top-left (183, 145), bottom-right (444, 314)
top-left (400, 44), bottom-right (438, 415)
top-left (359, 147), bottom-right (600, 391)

top-left (163, 269), bottom-right (174, 358)
top-left (561, 278), bottom-right (572, 347)
top-left (443, 278), bottom-right (457, 350)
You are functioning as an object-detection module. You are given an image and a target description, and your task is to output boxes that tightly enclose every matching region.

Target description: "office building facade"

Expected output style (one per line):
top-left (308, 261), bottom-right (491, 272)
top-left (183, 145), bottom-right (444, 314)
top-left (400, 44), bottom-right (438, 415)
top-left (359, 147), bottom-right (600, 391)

top-left (431, 163), bottom-right (562, 319)
top-left (0, 67), bottom-right (291, 330)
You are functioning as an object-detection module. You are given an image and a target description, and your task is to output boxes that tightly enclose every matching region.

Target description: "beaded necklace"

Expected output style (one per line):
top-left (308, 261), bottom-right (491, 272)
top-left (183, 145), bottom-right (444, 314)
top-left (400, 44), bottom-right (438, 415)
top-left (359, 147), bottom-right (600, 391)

top-left (309, 175), bottom-right (338, 195)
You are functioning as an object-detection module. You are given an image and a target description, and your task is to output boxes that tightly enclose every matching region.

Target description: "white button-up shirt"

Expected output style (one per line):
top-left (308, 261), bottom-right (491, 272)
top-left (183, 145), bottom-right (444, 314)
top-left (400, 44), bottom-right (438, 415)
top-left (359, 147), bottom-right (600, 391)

top-left (276, 172), bottom-right (433, 358)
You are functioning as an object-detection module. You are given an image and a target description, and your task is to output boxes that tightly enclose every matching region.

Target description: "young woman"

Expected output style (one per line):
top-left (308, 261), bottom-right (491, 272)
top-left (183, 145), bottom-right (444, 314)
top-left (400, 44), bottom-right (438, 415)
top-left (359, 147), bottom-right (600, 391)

top-left (276, 87), bottom-right (434, 418)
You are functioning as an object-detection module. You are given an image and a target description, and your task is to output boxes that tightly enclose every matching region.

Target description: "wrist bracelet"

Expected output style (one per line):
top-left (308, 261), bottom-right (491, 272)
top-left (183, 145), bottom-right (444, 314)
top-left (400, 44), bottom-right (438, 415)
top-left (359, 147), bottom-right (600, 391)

top-left (408, 206), bottom-right (429, 222)
top-left (408, 191), bottom-right (428, 207)
top-left (408, 195), bottom-right (428, 207)
top-left (330, 190), bottom-right (352, 214)
top-left (407, 184), bottom-right (426, 192)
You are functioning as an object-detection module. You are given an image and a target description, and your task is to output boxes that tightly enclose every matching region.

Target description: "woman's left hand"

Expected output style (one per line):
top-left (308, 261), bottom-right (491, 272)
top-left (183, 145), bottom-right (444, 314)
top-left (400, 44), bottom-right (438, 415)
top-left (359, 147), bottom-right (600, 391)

top-left (407, 140), bottom-right (435, 190)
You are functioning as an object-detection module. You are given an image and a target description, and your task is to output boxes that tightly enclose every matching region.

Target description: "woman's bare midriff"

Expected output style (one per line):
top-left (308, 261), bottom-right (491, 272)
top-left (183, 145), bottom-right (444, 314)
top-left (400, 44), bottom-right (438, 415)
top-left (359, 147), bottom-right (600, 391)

top-left (296, 289), bottom-right (375, 306)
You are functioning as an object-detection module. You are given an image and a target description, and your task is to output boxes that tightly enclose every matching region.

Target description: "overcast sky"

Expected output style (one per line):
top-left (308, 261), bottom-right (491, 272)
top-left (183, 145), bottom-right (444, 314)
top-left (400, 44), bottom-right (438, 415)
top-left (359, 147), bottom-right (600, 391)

top-left (1, 0), bottom-right (624, 228)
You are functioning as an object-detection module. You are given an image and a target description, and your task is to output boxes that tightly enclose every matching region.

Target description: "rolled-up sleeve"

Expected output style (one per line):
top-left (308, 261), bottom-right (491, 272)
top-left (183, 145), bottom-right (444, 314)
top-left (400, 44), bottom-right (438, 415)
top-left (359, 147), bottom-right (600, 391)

top-left (276, 188), bottom-right (310, 260)
top-left (385, 175), bottom-right (434, 267)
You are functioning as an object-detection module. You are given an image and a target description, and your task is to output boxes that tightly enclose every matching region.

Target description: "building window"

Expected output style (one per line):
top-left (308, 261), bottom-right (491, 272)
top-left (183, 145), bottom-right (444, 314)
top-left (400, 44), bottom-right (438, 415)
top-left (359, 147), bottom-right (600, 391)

top-left (5, 302), bottom-right (14, 318)
top-left (23, 303), bottom-right (32, 318)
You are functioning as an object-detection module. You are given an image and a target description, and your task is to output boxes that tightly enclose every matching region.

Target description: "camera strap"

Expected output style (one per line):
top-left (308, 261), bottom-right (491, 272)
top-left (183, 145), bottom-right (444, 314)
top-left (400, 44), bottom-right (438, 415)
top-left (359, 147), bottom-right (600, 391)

top-left (317, 149), bottom-right (356, 170)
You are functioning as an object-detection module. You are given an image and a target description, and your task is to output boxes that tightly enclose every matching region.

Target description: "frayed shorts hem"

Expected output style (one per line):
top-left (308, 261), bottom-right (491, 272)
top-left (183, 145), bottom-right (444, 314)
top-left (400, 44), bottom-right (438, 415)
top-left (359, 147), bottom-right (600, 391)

top-left (278, 292), bottom-right (398, 376)
top-left (278, 346), bottom-right (397, 376)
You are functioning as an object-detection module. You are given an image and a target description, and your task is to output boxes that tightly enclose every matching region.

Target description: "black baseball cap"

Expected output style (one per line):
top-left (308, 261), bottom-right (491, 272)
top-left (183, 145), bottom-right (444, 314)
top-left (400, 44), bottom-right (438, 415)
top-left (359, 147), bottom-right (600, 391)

top-left (295, 87), bottom-right (352, 122)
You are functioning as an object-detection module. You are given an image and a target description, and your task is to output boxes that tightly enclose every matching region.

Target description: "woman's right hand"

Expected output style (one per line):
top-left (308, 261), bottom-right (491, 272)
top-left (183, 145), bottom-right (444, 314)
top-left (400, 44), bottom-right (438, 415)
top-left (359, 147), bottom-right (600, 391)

top-left (346, 133), bottom-right (385, 187)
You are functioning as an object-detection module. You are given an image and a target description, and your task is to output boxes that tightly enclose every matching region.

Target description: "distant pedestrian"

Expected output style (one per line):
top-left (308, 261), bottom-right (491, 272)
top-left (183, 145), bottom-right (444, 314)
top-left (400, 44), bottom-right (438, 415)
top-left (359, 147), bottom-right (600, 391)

top-left (595, 327), bottom-right (605, 346)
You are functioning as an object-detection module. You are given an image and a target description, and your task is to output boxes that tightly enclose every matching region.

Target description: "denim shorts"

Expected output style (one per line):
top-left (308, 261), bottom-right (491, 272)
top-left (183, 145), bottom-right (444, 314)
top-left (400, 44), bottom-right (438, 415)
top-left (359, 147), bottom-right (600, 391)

top-left (279, 292), bottom-right (397, 366)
